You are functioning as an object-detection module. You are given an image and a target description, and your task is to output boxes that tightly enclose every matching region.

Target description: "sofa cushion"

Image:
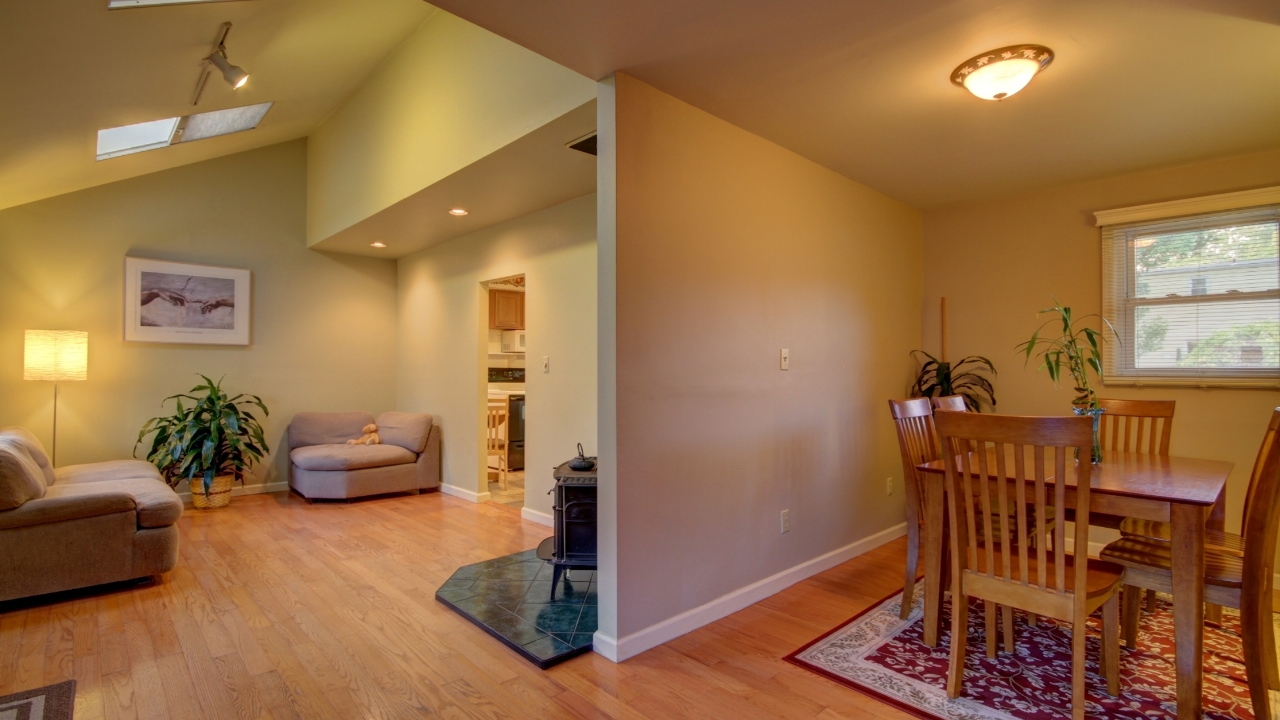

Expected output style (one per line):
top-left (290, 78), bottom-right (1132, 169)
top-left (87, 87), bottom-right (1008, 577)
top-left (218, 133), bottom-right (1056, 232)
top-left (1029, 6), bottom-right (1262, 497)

top-left (0, 428), bottom-right (55, 487)
top-left (43, 477), bottom-right (182, 528)
top-left (54, 459), bottom-right (164, 485)
top-left (289, 412), bottom-right (375, 448)
top-left (0, 439), bottom-right (47, 511)
top-left (376, 412), bottom-right (433, 453)
top-left (290, 443), bottom-right (416, 472)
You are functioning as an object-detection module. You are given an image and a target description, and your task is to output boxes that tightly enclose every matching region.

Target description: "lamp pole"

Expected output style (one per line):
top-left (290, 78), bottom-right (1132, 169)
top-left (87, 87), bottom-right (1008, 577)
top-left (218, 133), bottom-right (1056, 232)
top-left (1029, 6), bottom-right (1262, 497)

top-left (52, 381), bottom-right (59, 467)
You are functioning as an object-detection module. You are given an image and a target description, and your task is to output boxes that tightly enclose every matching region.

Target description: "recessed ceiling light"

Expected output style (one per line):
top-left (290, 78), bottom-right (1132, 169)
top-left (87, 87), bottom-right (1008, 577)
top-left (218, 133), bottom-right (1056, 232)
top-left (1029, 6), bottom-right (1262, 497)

top-left (952, 45), bottom-right (1053, 101)
top-left (96, 102), bottom-right (273, 161)
top-left (449, 208), bottom-right (468, 216)
top-left (370, 242), bottom-right (387, 248)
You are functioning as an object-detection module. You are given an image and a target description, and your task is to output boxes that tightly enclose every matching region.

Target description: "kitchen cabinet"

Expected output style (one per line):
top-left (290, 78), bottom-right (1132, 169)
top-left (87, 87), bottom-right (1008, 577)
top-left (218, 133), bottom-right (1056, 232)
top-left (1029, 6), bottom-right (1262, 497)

top-left (489, 290), bottom-right (525, 330)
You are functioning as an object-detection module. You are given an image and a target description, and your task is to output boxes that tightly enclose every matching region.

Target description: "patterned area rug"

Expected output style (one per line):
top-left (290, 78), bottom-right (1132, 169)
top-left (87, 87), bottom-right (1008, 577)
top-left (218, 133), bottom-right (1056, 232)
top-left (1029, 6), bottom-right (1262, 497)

top-left (0, 680), bottom-right (76, 719)
top-left (786, 587), bottom-right (1259, 720)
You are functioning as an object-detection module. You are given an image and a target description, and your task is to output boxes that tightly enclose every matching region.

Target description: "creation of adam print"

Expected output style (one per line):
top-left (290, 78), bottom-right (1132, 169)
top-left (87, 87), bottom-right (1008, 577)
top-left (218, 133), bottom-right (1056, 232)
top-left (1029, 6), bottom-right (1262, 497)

top-left (139, 271), bottom-right (236, 329)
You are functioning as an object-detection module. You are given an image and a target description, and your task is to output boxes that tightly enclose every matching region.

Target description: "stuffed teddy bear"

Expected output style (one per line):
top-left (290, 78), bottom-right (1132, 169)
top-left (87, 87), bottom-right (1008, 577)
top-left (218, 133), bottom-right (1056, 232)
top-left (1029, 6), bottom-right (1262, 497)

top-left (347, 423), bottom-right (381, 446)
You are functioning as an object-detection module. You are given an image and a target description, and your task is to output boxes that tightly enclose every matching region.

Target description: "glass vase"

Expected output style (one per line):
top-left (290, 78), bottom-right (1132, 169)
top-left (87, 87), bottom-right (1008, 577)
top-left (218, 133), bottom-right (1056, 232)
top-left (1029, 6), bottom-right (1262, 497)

top-left (1072, 406), bottom-right (1105, 464)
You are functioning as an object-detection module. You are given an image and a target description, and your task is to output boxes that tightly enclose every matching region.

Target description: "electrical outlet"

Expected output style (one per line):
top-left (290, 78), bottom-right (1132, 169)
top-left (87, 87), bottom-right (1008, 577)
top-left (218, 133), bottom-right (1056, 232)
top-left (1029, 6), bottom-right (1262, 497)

top-left (780, 509), bottom-right (791, 533)
top-left (542, 356), bottom-right (550, 373)
top-left (780, 348), bottom-right (790, 370)
top-left (886, 477), bottom-right (894, 496)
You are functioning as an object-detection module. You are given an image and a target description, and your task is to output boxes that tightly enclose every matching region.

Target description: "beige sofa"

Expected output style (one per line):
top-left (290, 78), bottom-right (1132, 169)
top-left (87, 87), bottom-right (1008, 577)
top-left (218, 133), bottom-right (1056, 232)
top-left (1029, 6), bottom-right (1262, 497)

top-left (0, 428), bottom-right (182, 603)
top-left (289, 411), bottom-right (440, 501)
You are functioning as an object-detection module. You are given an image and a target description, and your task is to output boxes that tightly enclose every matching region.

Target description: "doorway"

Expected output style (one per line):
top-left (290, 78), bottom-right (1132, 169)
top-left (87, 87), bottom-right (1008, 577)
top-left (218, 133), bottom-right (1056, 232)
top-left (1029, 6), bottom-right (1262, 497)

top-left (482, 274), bottom-right (526, 508)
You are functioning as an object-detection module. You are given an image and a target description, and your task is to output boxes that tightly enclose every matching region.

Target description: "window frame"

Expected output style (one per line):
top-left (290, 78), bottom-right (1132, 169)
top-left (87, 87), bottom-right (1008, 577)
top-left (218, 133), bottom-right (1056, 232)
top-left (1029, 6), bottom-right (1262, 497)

top-left (1099, 196), bottom-right (1280, 389)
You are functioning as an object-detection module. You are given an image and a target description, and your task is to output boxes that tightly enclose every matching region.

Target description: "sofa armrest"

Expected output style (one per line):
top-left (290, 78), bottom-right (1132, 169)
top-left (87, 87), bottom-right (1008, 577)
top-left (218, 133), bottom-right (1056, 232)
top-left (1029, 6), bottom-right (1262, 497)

top-left (416, 422), bottom-right (441, 491)
top-left (0, 492), bottom-right (137, 531)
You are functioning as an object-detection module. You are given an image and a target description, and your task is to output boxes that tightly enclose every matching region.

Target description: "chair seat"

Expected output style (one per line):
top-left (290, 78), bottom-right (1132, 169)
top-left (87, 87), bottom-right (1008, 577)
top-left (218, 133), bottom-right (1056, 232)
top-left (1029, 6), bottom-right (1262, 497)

top-left (1118, 518), bottom-right (1247, 557)
top-left (1099, 536), bottom-right (1244, 589)
top-left (969, 544), bottom-right (1124, 600)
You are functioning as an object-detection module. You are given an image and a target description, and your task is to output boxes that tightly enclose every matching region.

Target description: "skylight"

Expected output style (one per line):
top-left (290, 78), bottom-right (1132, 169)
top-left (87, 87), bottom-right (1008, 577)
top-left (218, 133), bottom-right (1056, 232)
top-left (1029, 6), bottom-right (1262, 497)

top-left (96, 102), bottom-right (273, 161)
top-left (108, 0), bottom-right (242, 8)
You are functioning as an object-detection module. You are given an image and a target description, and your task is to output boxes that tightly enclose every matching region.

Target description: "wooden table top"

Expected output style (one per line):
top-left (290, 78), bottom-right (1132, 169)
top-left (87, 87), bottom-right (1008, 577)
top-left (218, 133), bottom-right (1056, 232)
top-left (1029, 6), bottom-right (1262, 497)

top-left (918, 449), bottom-right (1233, 507)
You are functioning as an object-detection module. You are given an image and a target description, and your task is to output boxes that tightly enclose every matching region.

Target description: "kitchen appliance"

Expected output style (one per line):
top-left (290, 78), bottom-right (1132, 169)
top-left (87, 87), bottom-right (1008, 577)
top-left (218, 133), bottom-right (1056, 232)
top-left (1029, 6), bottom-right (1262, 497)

top-left (535, 457), bottom-right (597, 600)
top-left (500, 329), bottom-right (526, 353)
top-left (507, 394), bottom-right (525, 470)
top-left (487, 367), bottom-right (525, 383)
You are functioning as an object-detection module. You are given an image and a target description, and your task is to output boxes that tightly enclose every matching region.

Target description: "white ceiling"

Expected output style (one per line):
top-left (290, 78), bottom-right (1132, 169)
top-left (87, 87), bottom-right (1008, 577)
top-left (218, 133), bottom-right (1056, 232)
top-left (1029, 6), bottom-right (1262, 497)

top-left (311, 100), bottom-right (597, 259)
top-left (0, 0), bottom-right (432, 211)
top-left (422, 0), bottom-right (1280, 208)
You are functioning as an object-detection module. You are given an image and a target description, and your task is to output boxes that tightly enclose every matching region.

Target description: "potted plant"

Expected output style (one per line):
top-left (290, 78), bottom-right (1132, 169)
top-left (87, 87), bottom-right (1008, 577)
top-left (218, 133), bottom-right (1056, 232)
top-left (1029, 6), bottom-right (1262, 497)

top-left (1016, 299), bottom-right (1116, 463)
top-left (135, 375), bottom-right (270, 509)
top-left (909, 350), bottom-right (997, 411)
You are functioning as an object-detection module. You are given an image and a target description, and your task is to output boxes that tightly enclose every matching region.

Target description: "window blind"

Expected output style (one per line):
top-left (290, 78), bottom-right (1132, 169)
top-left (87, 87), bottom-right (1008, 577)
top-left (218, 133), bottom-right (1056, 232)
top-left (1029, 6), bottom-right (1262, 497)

top-left (1101, 205), bottom-right (1280, 386)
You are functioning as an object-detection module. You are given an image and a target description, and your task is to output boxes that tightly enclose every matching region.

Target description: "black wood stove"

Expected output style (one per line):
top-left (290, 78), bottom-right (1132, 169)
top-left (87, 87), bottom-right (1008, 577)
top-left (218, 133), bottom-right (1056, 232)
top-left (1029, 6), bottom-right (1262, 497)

top-left (536, 457), bottom-right (597, 600)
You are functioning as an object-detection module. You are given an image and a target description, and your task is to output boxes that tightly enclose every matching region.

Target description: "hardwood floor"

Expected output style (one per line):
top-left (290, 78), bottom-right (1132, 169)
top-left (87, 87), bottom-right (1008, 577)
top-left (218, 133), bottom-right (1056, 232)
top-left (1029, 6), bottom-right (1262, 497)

top-left (0, 491), bottom-right (922, 720)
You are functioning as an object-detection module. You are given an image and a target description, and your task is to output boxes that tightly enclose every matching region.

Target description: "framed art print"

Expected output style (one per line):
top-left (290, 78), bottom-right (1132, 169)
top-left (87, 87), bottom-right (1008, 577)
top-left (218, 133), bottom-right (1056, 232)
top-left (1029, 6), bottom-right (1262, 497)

top-left (124, 257), bottom-right (250, 345)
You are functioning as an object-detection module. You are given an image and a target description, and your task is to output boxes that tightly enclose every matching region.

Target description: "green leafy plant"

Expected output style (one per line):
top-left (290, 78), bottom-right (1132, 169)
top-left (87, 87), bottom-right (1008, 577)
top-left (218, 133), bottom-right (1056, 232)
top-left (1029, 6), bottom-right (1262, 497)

top-left (134, 375), bottom-right (270, 494)
top-left (909, 351), bottom-right (997, 412)
top-left (1016, 299), bottom-right (1117, 409)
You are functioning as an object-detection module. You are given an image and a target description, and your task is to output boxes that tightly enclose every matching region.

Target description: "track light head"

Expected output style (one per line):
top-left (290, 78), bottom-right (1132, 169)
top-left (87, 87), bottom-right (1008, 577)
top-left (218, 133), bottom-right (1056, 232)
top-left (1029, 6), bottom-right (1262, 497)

top-left (208, 52), bottom-right (248, 89)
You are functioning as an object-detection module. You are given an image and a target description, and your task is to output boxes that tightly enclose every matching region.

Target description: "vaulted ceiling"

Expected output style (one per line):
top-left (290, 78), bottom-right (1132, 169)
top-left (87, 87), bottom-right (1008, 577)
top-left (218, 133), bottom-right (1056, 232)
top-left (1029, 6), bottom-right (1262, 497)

top-left (422, 0), bottom-right (1280, 208)
top-left (0, 0), bottom-right (432, 211)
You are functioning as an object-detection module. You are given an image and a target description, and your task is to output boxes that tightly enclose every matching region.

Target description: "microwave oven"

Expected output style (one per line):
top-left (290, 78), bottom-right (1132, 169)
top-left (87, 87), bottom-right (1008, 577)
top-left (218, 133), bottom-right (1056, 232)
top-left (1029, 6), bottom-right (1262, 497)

top-left (501, 329), bottom-right (527, 353)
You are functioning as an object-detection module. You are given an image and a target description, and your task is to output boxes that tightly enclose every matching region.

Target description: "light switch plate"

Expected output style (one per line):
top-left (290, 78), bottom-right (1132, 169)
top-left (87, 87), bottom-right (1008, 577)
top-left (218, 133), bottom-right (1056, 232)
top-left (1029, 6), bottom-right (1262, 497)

top-left (542, 356), bottom-right (550, 373)
top-left (780, 348), bottom-right (789, 370)
top-left (781, 509), bottom-right (791, 533)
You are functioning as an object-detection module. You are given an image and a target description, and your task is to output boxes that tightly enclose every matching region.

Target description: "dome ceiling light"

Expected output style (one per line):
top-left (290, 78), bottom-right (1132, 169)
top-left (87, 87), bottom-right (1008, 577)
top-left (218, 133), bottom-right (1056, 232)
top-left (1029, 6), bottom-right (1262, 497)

top-left (951, 45), bottom-right (1053, 101)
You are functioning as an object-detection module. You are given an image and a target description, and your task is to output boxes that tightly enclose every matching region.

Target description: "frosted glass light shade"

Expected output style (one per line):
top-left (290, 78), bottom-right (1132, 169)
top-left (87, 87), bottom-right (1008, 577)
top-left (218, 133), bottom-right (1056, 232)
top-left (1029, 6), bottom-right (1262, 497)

top-left (24, 330), bottom-right (88, 382)
top-left (952, 45), bottom-right (1054, 101)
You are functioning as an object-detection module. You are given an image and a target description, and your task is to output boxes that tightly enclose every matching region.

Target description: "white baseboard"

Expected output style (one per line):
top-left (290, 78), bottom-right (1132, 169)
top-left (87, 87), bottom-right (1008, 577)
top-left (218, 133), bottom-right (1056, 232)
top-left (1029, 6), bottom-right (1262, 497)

top-left (521, 507), bottom-right (553, 527)
top-left (177, 480), bottom-right (289, 503)
top-left (593, 521), bottom-right (908, 663)
top-left (441, 484), bottom-right (491, 503)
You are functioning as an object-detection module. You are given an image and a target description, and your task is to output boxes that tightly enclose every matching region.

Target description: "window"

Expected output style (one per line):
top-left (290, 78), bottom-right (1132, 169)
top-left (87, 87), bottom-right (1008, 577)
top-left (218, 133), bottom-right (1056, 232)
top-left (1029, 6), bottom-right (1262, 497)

top-left (1101, 204), bottom-right (1280, 386)
top-left (95, 103), bottom-right (273, 161)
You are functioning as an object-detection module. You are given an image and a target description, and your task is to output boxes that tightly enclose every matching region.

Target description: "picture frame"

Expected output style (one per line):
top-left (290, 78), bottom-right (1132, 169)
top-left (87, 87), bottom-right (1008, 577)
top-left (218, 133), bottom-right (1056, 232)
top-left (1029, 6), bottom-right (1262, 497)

top-left (124, 257), bottom-right (251, 345)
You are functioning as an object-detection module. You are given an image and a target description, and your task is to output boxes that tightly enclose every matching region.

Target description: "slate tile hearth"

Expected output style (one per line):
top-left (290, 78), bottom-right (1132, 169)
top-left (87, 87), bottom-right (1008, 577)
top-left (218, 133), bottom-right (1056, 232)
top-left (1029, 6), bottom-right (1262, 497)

top-left (436, 549), bottom-right (596, 668)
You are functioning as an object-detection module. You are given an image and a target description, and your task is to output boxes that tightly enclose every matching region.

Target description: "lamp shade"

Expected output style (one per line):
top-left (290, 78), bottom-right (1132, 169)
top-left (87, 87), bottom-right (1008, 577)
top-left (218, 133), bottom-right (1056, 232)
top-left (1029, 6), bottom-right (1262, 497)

top-left (24, 330), bottom-right (88, 382)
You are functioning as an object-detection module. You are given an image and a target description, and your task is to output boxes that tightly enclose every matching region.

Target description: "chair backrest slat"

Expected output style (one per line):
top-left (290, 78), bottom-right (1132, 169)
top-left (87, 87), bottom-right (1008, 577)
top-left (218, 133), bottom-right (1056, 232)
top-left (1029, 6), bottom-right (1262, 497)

top-left (936, 411), bottom-right (1092, 598)
top-left (1097, 398), bottom-right (1175, 456)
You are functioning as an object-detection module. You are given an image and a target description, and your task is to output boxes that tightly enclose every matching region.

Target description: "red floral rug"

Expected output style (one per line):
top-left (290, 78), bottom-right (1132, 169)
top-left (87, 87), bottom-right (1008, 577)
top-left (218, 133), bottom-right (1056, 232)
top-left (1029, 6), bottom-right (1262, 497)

top-left (785, 587), bottom-right (1259, 720)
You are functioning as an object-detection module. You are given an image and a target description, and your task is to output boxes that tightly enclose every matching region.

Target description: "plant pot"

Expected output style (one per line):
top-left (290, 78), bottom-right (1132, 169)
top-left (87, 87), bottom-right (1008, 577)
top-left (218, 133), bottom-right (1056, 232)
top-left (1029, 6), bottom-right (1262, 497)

top-left (189, 475), bottom-right (233, 509)
top-left (1072, 406), bottom-right (1105, 464)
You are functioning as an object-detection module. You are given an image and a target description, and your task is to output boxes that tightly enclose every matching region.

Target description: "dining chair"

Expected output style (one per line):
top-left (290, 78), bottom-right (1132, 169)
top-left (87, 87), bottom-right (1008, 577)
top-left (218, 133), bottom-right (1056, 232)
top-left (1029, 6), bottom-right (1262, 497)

top-left (889, 398), bottom-right (940, 620)
top-left (1098, 398), bottom-right (1177, 610)
top-left (1100, 408), bottom-right (1280, 719)
top-left (936, 410), bottom-right (1122, 719)
top-left (487, 398), bottom-right (509, 490)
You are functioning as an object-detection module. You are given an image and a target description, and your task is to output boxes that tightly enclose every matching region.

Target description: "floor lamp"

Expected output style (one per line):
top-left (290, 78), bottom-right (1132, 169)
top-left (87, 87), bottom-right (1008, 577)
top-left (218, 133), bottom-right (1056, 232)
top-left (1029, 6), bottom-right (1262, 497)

top-left (23, 330), bottom-right (88, 467)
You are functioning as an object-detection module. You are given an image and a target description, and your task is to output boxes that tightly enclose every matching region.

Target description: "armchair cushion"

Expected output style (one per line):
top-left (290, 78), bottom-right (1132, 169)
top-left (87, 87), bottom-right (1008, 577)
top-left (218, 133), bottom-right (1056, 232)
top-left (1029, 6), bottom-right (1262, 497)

top-left (54, 459), bottom-right (164, 485)
top-left (290, 443), bottom-right (415, 472)
top-left (289, 412), bottom-right (374, 448)
top-left (0, 428), bottom-right (55, 486)
top-left (44, 478), bottom-right (182, 528)
top-left (376, 412), bottom-right (433, 453)
top-left (0, 438), bottom-right (47, 511)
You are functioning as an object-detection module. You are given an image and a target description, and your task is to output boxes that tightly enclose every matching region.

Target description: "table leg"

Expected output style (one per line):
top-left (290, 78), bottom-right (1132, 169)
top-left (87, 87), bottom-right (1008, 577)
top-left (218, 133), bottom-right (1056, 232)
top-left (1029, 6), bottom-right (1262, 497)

top-left (1206, 484), bottom-right (1227, 624)
top-left (1170, 503), bottom-right (1205, 720)
top-left (923, 476), bottom-right (945, 648)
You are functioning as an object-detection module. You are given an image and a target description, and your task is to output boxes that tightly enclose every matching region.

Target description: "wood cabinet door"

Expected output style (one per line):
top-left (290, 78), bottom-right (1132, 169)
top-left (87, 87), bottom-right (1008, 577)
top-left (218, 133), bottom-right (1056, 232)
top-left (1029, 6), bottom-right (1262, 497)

top-left (489, 290), bottom-right (525, 329)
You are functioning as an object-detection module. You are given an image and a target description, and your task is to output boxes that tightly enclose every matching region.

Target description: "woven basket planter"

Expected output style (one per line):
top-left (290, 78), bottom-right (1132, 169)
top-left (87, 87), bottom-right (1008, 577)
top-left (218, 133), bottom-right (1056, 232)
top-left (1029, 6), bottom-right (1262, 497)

top-left (189, 475), bottom-right (234, 509)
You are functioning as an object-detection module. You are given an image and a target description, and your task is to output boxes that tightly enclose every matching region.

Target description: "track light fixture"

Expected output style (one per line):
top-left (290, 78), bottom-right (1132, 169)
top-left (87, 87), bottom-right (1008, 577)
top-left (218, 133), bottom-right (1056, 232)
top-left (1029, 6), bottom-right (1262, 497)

top-left (192, 22), bottom-right (250, 105)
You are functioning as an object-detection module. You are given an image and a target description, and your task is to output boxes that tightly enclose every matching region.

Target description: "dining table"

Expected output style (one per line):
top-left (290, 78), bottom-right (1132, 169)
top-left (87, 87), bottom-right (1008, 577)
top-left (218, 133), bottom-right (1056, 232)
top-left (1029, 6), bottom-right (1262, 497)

top-left (916, 449), bottom-right (1232, 720)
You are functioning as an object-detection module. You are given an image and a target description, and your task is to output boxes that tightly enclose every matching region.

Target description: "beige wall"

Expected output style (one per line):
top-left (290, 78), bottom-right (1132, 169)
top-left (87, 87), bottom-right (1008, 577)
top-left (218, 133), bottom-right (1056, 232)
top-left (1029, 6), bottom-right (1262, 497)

top-left (922, 147), bottom-right (1280, 544)
top-left (606, 74), bottom-right (924, 649)
top-left (0, 140), bottom-right (399, 488)
top-left (397, 194), bottom-right (597, 515)
top-left (306, 8), bottom-right (596, 246)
